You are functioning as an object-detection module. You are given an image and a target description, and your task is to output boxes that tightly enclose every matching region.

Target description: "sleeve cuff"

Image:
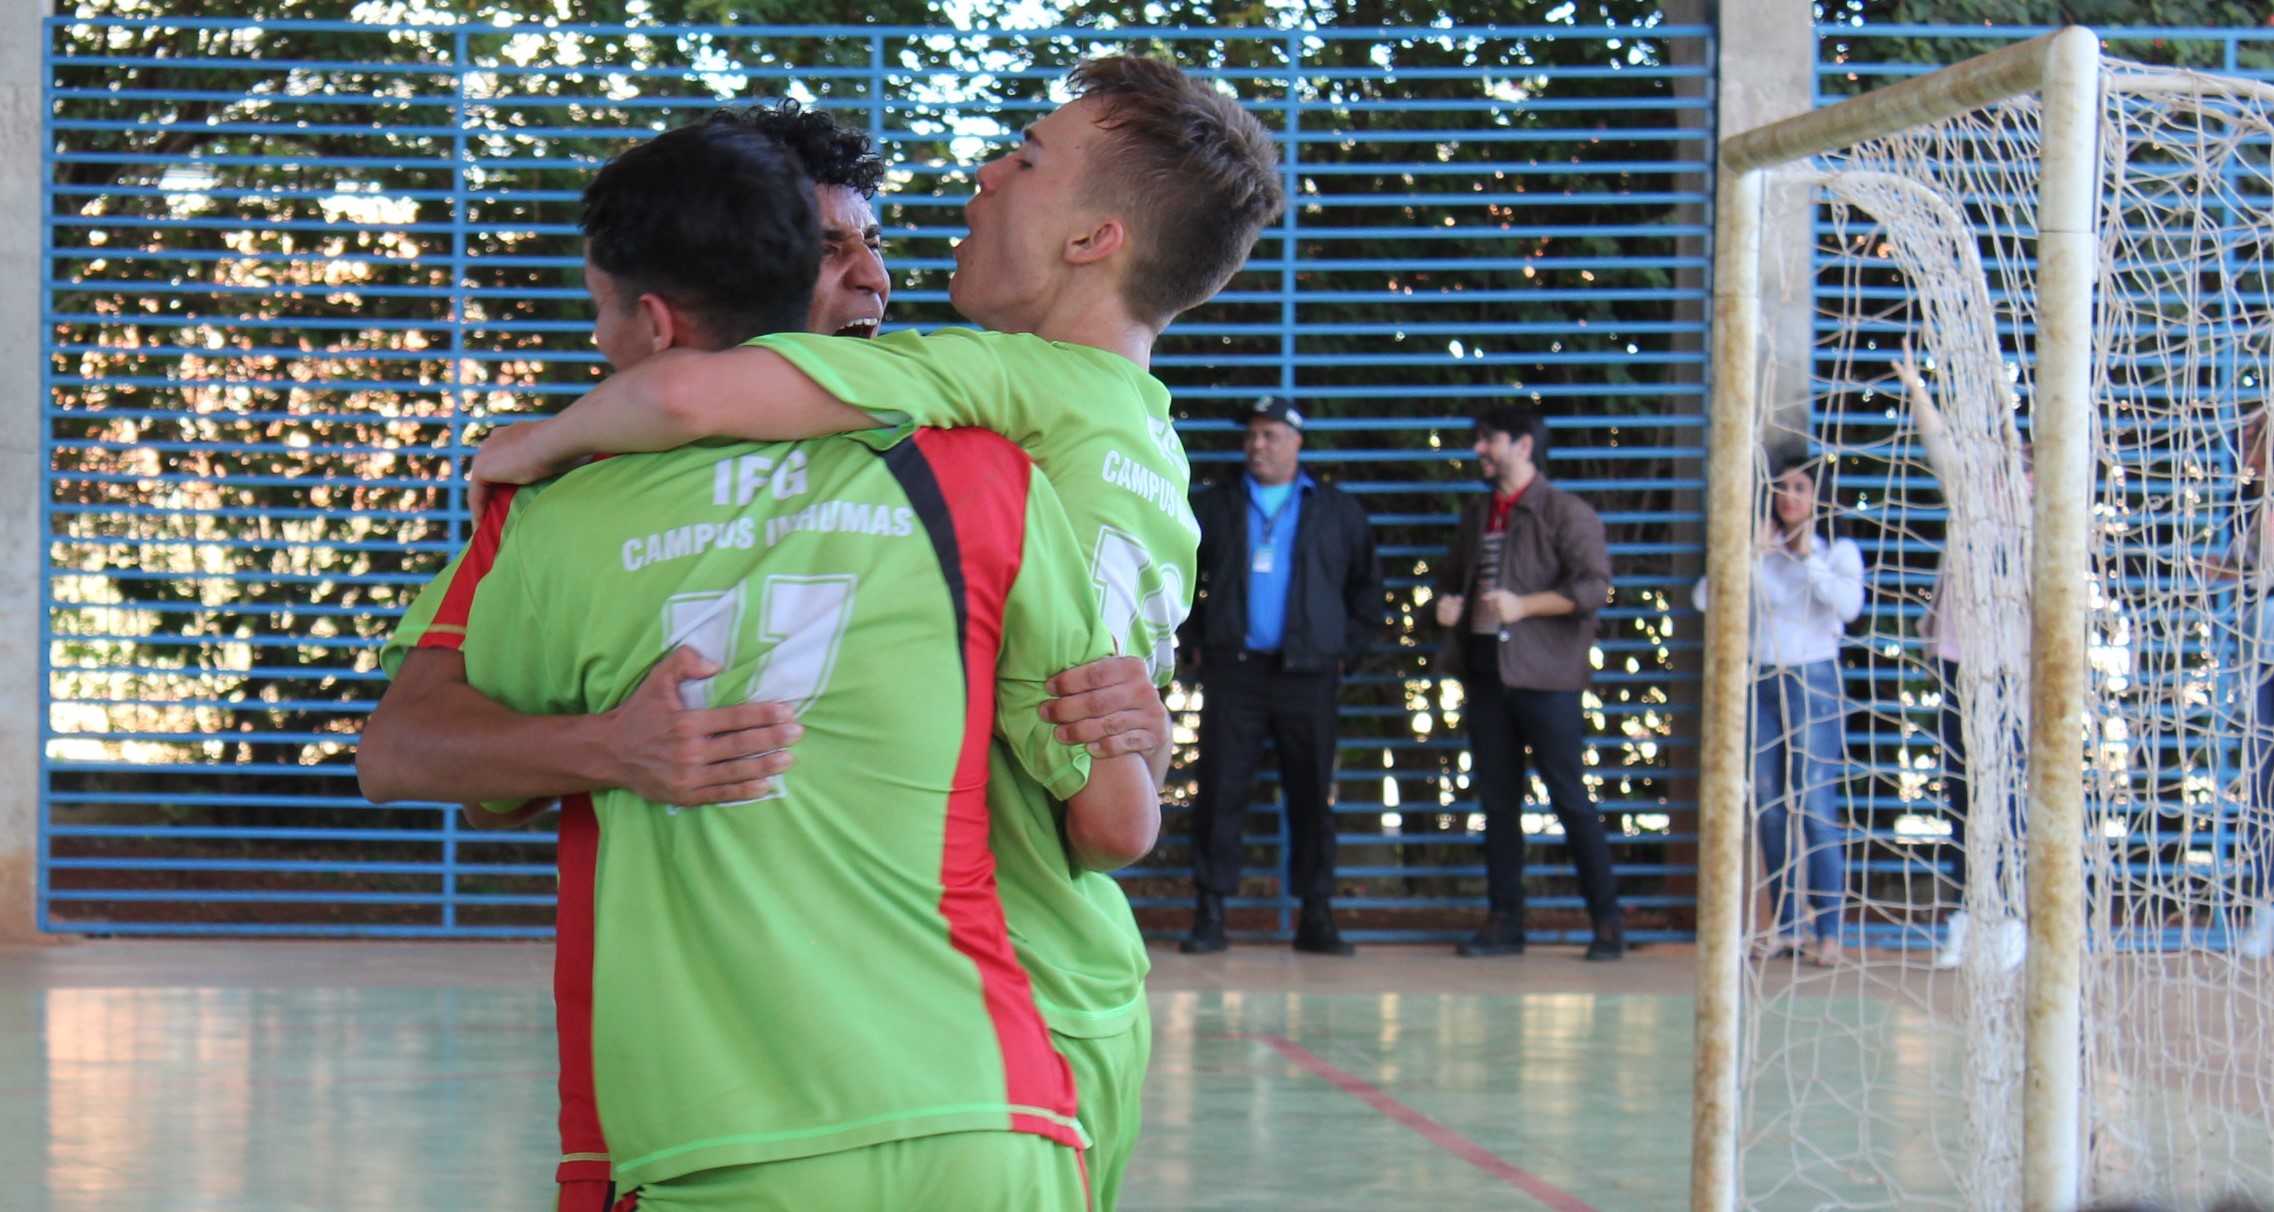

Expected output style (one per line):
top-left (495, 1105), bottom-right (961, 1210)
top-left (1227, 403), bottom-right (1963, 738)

top-left (1039, 747), bottom-right (1094, 802)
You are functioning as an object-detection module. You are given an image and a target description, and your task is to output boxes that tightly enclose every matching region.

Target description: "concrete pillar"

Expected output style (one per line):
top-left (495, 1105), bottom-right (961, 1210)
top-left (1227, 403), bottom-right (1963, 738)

top-left (1660, 0), bottom-right (1711, 930)
top-left (1, 0), bottom-right (48, 942)
top-left (1715, 0), bottom-right (1820, 445)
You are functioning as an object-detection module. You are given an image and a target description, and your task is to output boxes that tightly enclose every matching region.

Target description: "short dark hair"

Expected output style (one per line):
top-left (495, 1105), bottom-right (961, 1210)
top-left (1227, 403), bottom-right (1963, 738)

top-left (1066, 56), bottom-right (1287, 328)
top-left (1767, 445), bottom-right (1817, 484)
top-left (717, 99), bottom-right (886, 198)
top-left (1474, 401), bottom-right (1550, 458)
top-left (580, 118), bottom-right (820, 347)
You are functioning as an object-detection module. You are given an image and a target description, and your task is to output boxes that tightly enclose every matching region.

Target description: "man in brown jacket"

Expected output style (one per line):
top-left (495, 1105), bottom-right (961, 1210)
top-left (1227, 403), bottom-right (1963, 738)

top-left (1434, 401), bottom-right (1624, 960)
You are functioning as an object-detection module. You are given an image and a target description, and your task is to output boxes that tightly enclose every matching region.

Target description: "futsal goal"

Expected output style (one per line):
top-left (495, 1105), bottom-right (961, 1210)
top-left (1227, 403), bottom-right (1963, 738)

top-left (1697, 27), bottom-right (2274, 1212)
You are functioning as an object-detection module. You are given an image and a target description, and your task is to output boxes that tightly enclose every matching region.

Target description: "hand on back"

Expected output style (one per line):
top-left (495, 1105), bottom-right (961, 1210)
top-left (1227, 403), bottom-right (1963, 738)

top-left (467, 420), bottom-right (566, 520)
top-left (607, 646), bottom-right (805, 806)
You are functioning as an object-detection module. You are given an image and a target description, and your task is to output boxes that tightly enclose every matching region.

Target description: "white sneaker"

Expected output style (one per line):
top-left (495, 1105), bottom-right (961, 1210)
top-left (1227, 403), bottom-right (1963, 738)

top-left (2237, 907), bottom-right (2274, 961)
top-left (1994, 918), bottom-right (2028, 973)
top-left (1751, 931), bottom-right (1807, 961)
top-left (1933, 911), bottom-right (1970, 971)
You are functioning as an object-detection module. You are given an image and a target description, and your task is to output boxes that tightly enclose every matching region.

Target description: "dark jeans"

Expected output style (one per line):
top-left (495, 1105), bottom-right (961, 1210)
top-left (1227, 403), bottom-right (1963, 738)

top-left (1939, 658), bottom-right (2027, 902)
top-left (1461, 635), bottom-right (1621, 921)
top-left (1189, 652), bottom-right (1342, 902)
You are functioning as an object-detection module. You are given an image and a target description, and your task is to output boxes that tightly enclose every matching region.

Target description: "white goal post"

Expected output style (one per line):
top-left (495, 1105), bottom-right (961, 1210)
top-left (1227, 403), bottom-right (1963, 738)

top-left (1697, 27), bottom-right (2101, 1212)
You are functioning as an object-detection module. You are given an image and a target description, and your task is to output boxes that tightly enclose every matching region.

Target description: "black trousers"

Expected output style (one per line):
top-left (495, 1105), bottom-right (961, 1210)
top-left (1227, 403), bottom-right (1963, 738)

top-left (1939, 658), bottom-right (1974, 894)
top-left (1462, 635), bottom-right (1621, 921)
top-left (1189, 652), bottom-right (1342, 902)
top-left (1939, 657), bottom-right (2026, 899)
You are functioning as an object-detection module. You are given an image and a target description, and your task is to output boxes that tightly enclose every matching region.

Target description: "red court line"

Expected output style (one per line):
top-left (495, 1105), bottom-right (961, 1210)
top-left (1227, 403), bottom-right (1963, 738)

top-left (1215, 1031), bottom-right (1603, 1212)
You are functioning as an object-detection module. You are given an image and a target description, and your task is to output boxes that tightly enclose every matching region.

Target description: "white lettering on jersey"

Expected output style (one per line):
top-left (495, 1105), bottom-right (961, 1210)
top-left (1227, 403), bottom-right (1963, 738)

top-left (1092, 525), bottom-right (1189, 682)
top-left (1146, 416), bottom-right (1185, 463)
top-left (661, 583), bottom-right (748, 710)
top-left (1098, 449), bottom-right (1186, 521)
top-left (712, 450), bottom-right (813, 508)
top-left (764, 500), bottom-right (916, 547)
top-left (652, 575), bottom-right (858, 811)
top-left (622, 518), bottom-right (760, 572)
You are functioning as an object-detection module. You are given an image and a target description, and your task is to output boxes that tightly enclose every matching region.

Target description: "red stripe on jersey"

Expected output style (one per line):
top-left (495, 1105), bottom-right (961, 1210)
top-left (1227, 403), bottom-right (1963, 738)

top-left (417, 486), bottom-right (521, 653)
top-left (552, 793), bottom-right (611, 1199)
top-left (911, 427), bottom-right (1083, 1147)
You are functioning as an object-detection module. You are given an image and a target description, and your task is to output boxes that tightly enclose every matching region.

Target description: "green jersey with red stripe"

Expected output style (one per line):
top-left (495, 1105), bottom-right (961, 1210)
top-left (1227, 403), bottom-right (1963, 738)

top-left (756, 326), bottom-right (1196, 1038)
top-left (382, 429), bottom-right (1110, 1190)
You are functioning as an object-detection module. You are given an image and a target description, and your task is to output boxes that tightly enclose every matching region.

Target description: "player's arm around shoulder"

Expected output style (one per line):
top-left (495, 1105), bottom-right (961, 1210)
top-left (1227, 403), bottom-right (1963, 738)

top-left (993, 455), bottom-right (1163, 870)
top-left (755, 326), bottom-right (1031, 446)
top-left (469, 344), bottom-right (873, 494)
top-left (1065, 753), bottom-right (1160, 872)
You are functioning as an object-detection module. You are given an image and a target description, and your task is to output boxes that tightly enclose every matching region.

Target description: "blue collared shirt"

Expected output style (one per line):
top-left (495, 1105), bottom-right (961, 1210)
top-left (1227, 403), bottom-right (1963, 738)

top-left (1243, 471), bottom-right (1311, 651)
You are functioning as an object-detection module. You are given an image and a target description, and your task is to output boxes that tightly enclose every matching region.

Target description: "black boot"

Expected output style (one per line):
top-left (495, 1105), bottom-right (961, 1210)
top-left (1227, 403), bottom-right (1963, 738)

top-left (1456, 910), bottom-right (1525, 957)
top-left (1291, 899), bottom-right (1356, 956)
top-left (1179, 892), bottom-right (1227, 955)
top-left (1585, 913), bottom-right (1626, 962)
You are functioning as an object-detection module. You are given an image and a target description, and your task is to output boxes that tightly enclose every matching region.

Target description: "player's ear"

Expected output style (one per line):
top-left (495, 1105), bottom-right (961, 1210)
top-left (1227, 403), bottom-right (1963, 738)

top-left (636, 292), bottom-right (678, 353)
top-left (1065, 215), bottom-right (1125, 266)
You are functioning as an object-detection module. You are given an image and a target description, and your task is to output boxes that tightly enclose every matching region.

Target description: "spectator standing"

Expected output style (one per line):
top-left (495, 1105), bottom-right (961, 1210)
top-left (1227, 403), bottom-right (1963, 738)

top-left (1435, 403), bottom-right (1625, 960)
top-left (1893, 341), bottom-right (2030, 973)
top-left (1180, 397), bottom-right (1385, 956)
top-left (1693, 449), bottom-right (1865, 967)
top-left (2215, 407), bottom-right (2274, 960)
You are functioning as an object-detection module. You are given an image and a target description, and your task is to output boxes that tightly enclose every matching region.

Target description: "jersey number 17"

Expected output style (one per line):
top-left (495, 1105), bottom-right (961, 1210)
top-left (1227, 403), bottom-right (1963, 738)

top-left (654, 574), bottom-right (859, 806)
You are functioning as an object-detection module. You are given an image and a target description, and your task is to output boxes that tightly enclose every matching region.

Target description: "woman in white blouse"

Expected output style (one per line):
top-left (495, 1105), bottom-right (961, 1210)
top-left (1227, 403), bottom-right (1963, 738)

top-left (1696, 451), bottom-right (1866, 965)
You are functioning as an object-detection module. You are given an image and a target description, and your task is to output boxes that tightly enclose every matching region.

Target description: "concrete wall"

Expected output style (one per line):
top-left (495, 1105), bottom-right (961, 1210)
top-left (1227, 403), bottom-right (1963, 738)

top-left (1, 0), bottom-right (46, 942)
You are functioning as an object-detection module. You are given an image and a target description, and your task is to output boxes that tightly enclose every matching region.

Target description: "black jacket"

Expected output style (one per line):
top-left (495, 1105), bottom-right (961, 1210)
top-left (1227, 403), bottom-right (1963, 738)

top-left (1179, 470), bottom-right (1385, 675)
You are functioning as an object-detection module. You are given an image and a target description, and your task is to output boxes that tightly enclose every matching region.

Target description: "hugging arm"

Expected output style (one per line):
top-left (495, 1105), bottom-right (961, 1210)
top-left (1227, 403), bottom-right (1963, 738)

top-left (359, 647), bottom-right (801, 810)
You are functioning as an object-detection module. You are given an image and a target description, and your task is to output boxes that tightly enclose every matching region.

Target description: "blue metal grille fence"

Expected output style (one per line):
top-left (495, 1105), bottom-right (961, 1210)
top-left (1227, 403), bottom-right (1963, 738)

top-left (41, 17), bottom-right (1712, 938)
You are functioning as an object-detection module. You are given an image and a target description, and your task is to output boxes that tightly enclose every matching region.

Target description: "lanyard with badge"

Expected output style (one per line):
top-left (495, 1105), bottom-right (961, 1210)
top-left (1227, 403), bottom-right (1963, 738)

top-left (1251, 491), bottom-right (1295, 575)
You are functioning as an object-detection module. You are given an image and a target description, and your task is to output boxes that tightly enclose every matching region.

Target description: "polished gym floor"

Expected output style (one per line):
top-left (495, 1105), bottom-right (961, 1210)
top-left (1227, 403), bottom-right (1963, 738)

top-left (0, 939), bottom-right (1967, 1211)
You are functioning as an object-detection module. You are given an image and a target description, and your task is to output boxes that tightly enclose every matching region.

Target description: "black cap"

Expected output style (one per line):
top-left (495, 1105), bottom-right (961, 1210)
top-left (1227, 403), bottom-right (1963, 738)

top-left (1248, 395), bottom-right (1305, 432)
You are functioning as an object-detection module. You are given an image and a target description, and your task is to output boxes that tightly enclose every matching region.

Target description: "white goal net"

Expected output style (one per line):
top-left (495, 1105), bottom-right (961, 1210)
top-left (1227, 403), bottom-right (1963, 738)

top-left (1700, 32), bottom-right (2274, 1212)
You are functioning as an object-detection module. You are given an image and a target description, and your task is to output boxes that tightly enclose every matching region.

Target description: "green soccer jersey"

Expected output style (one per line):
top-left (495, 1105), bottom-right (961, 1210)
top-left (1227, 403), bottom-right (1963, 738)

top-left (759, 328), bottom-right (1196, 684)
top-left (757, 326), bottom-right (1196, 1036)
top-left (383, 428), bottom-right (1110, 1188)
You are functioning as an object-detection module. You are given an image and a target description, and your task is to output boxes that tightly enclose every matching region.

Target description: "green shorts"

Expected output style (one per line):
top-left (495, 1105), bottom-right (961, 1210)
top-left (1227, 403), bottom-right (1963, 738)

top-left (623, 1131), bottom-right (1085, 1212)
top-left (1058, 1012), bottom-right (1152, 1212)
